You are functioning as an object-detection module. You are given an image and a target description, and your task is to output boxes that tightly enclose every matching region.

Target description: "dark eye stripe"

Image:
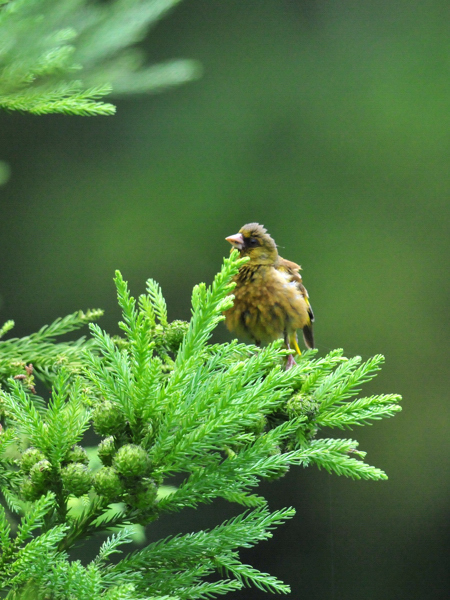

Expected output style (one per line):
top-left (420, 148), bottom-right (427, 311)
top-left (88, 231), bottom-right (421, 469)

top-left (245, 237), bottom-right (259, 248)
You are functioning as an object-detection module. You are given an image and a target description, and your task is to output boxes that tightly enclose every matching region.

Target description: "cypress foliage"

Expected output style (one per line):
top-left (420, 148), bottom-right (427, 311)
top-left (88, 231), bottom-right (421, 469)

top-left (0, 251), bottom-right (402, 599)
top-left (0, 0), bottom-right (201, 116)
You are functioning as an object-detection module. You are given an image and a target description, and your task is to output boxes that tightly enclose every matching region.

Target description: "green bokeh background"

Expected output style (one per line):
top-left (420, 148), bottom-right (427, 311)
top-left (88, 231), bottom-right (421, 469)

top-left (0, 1), bottom-right (449, 598)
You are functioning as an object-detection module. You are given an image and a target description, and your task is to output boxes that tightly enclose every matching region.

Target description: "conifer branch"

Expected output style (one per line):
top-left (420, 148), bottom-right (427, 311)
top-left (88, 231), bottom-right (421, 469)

top-left (0, 253), bottom-right (401, 598)
top-left (0, 0), bottom-right (201, 116)
top-left (0, 309), bottom-right (103, 385)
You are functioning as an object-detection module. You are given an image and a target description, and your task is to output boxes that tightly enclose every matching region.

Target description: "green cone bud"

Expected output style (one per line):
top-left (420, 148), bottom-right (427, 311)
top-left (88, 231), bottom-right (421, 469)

top-left (127, 478), bottom-right (158, 511)
top-left (165, 320), bottom-right (189, 352)
top-left (65, 445), bottom-right (89, 465)
top-left (21, 448), bottom-right (46, 473)
top-left (98, 436), bottom-right (116, 466)
top-left (286, 393), bottom-right (320, 418)
top-left (113, 444), bottom-right (150, 477)
top-left (20, 477), bottom-right (40, 501)
top-left (30, 460), bottom-right (52, 490)
top-left (93, 467), bottom-right (123, 501)
top-left (61, 463), bottom-right (92, 497)
top-left (92, 400), bottom-right (124, 436)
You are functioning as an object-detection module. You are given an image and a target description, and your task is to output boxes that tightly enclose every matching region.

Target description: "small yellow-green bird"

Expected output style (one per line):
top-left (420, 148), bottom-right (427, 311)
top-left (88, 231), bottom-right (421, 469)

top-left (224, 223), bottom-right (314, 368)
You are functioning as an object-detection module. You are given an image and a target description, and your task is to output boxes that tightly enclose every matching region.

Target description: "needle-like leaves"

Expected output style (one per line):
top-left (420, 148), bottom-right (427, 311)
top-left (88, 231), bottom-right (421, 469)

top-left (0, 252), bottom-right (401, 598)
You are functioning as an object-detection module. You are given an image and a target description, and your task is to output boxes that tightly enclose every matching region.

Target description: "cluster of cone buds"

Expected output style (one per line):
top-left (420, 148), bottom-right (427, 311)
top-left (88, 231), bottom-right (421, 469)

top-left (20, 445), bottom-right (91, 501)
top-left (20, 397), bottom-right (158, 518)
top-left (94, 441), bottom-right (157, 512)
top-left (92, 400), bottom-right (158, 518)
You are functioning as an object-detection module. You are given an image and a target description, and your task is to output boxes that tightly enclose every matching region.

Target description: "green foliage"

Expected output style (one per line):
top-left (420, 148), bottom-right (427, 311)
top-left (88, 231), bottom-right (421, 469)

top-left (0, 251), bottom-right (401, 598)
top-left (0, 0), bottom-right (201, 116)
top-left (0, 309), bottom-right (103, 387)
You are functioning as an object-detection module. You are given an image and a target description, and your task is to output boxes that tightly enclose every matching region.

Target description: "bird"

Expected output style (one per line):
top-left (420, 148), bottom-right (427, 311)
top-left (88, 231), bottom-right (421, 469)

top-left (224, 223), bottom-right (314, 368)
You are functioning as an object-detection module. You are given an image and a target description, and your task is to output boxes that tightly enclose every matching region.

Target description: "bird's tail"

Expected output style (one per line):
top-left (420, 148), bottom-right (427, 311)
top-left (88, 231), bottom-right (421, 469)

top-left (302, 324), bottom-right (315, 349)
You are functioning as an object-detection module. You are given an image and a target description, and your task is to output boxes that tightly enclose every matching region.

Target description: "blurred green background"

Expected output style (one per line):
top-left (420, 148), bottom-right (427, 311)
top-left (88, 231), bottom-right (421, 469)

top-left (0, 1), bottom-right (449, 598)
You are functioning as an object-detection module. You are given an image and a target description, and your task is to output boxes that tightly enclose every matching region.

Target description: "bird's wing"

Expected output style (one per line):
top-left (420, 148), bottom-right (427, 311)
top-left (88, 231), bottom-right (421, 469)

top-left (278, 256), bottom-right (314, 323)
top-left (277, 257), bottom-right (302, 275)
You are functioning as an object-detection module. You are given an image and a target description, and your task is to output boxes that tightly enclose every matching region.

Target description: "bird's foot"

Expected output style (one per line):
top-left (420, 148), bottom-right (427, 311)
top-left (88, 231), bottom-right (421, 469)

top-left (286, 354), bottom-right (297, 370)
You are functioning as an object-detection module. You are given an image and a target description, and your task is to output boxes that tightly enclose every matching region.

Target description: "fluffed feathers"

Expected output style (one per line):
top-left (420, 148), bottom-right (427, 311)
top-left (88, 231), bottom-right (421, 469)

top-left (224, 223), bottom-right (315, 367)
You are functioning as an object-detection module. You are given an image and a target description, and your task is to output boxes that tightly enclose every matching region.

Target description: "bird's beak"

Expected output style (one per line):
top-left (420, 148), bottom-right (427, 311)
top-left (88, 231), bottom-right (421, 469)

top-left (226, 233), bottom-right (245, 250)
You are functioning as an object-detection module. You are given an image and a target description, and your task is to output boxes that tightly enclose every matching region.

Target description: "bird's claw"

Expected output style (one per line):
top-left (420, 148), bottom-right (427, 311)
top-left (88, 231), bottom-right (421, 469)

top-left (286, 354), bottom-right (297, 370)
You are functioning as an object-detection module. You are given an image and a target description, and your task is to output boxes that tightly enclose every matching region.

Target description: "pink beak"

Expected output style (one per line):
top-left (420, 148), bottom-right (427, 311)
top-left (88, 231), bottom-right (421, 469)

top-left (225, 233), bottom-right (245, 250)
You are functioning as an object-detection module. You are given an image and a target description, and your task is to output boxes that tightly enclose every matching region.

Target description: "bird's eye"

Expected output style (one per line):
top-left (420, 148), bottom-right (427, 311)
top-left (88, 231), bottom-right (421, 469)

top-left (248, 237), bottom-right (259, 247)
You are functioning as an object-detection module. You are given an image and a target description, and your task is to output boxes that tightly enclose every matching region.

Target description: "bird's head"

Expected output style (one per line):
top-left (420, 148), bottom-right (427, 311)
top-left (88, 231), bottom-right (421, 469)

top-left (226, 223), bottom-right (278, 264)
